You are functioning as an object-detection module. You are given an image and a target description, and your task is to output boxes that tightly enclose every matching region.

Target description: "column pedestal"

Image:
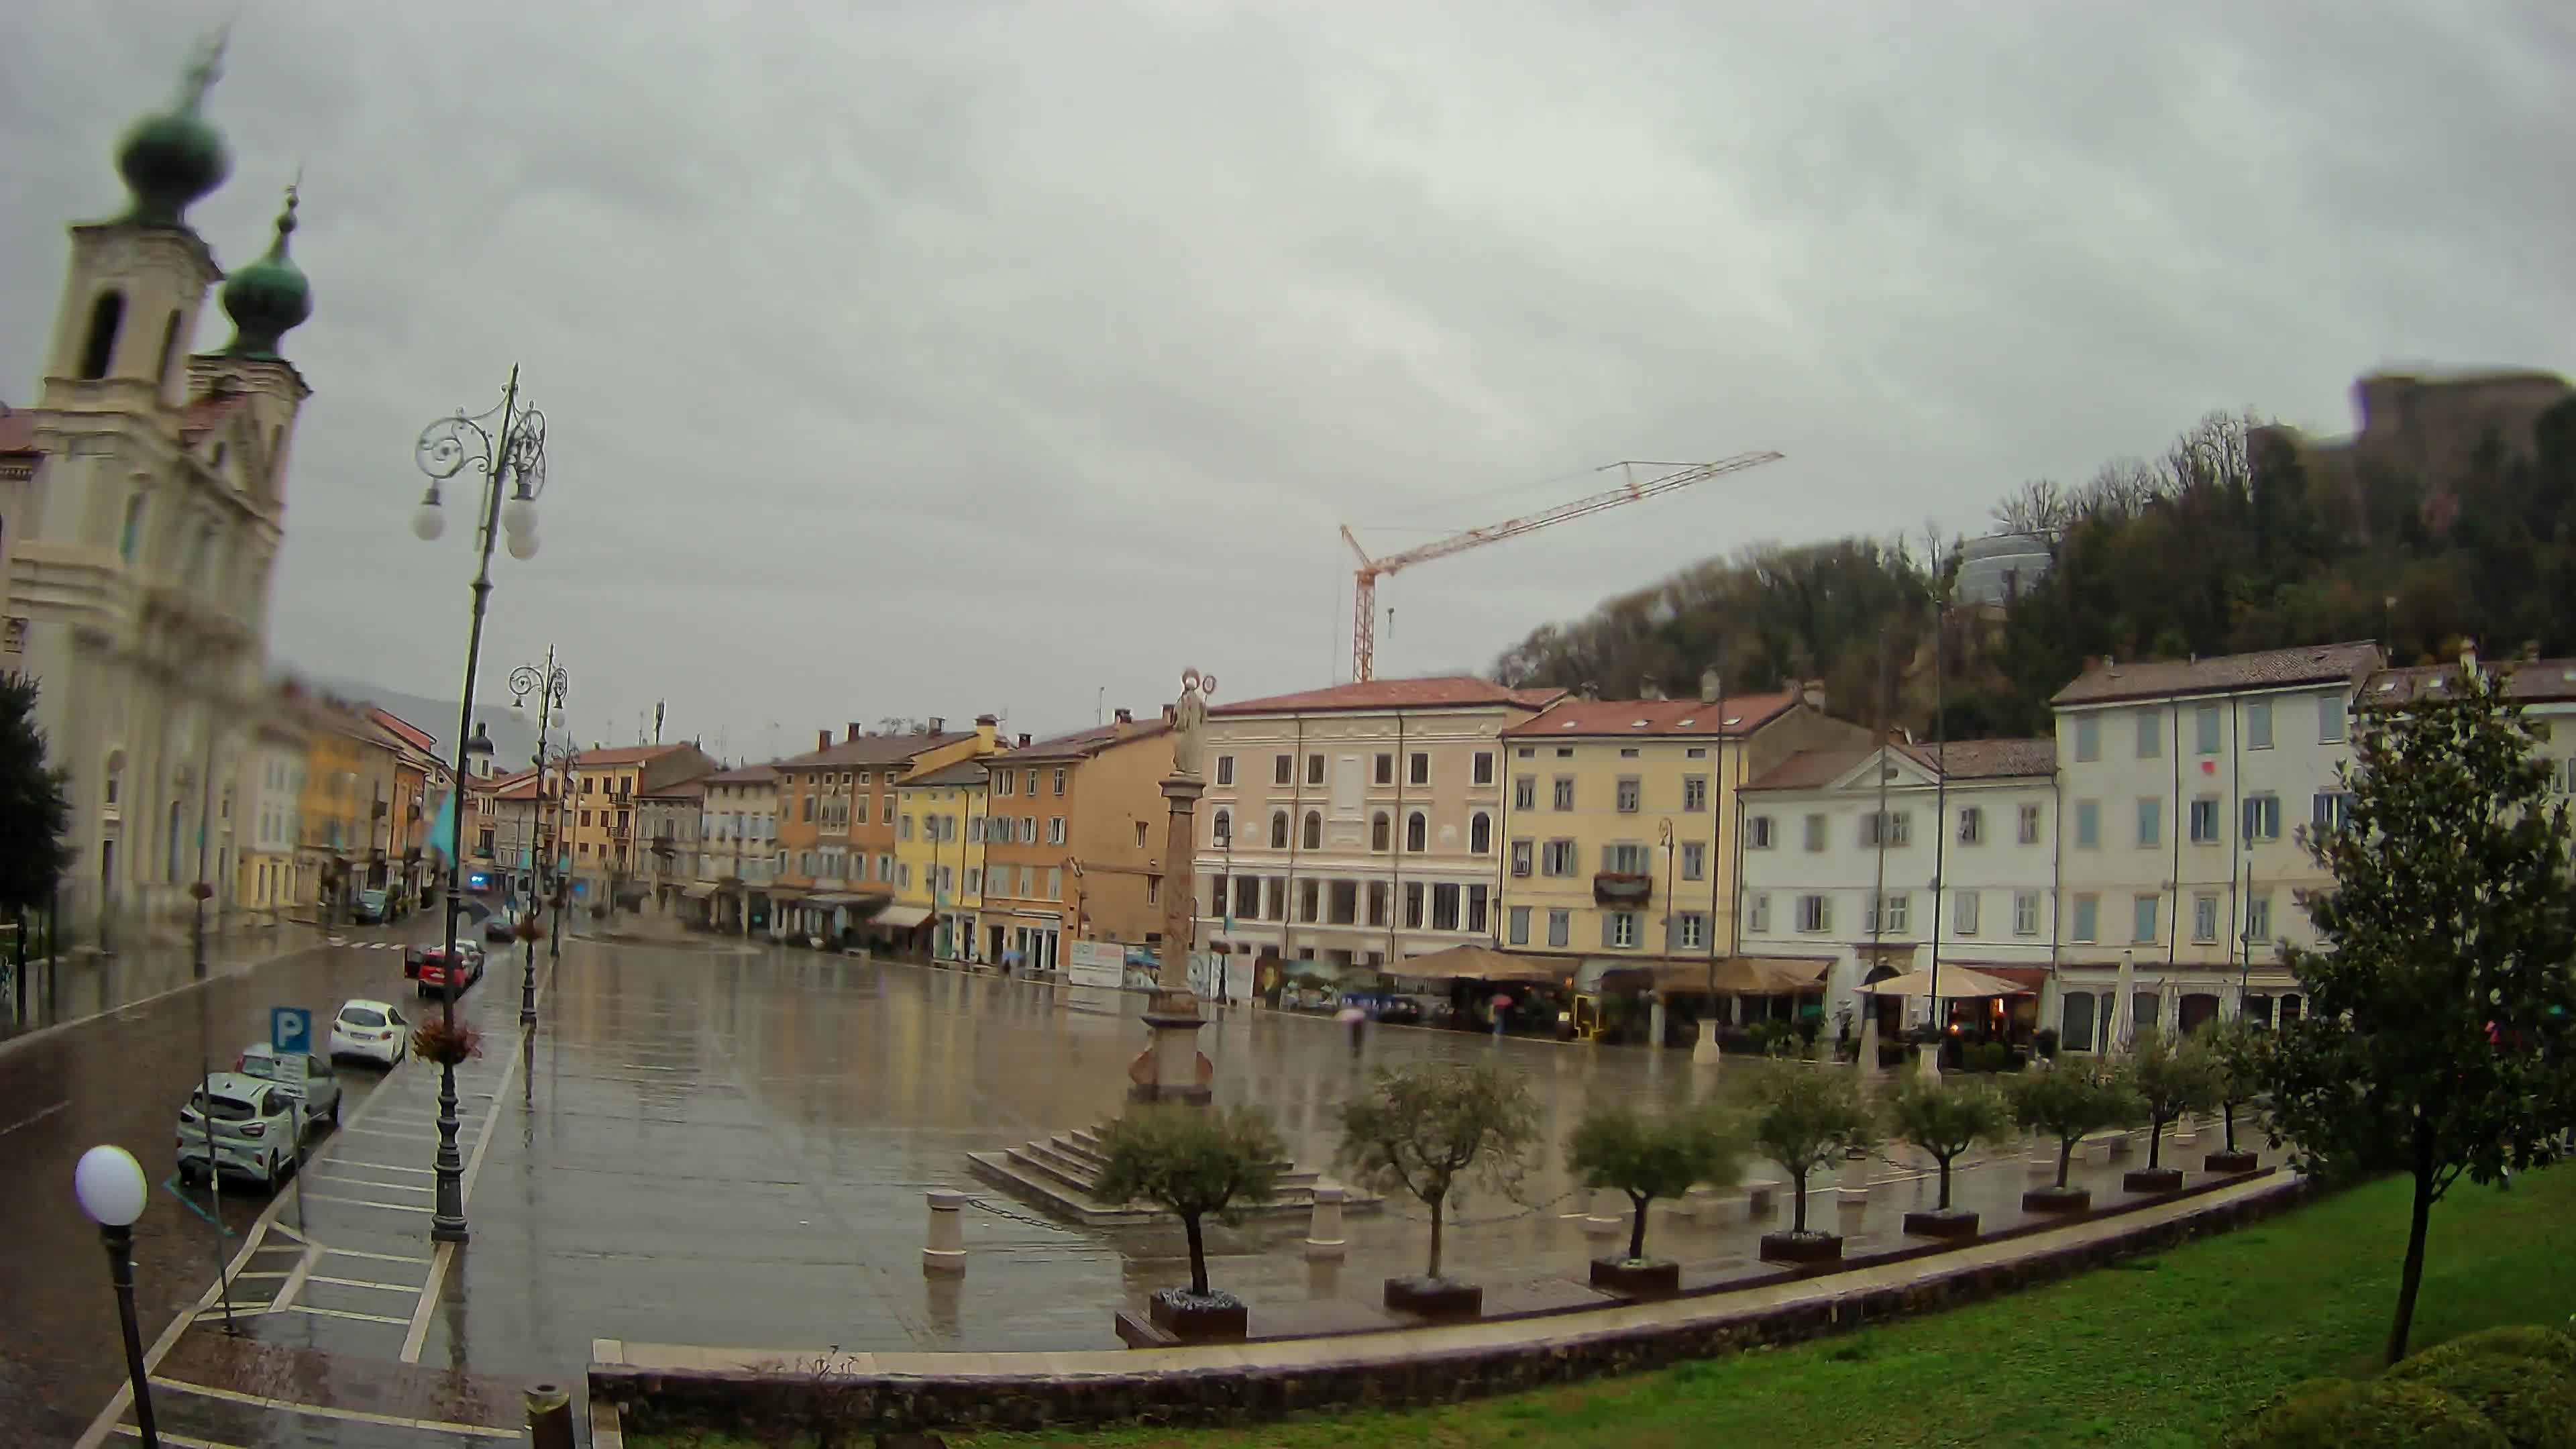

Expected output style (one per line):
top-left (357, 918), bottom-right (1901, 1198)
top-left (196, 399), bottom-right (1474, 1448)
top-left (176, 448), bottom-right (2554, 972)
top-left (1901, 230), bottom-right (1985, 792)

top-left (1130, 773), bottom-right (1213, 1106)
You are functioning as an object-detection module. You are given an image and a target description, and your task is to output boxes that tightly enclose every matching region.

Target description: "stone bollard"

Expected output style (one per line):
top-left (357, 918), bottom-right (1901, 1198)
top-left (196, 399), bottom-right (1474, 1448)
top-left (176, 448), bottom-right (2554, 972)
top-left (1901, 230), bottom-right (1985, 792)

top-left (922, 1189), bottom-right (969, 1275)
top-left (524, 1383), bottom-right (576, 1449)
top-left (1692, 1019), bottom-right (1723, 1068)
top-left (2027, 1134), bottom-right (2058, 1179)
top-left (1582, 1188), bottom-right (1625, 1239)
top-left (1675, 1184), bottom-right (1723, 1224)
top-left (2174, 1114), bottom-right (2199, 1147)
top-left (1302, 1184), bottom-right (1348, 1260)
top-left (1743, 1178), bottom-right (1782, 1217)
top-left (1837, 1150), bottom-right (1872, 1212)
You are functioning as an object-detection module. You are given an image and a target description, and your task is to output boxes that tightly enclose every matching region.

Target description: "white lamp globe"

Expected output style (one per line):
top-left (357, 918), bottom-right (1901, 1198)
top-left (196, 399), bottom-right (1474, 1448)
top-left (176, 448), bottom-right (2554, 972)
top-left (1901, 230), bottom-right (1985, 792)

top-left (500, 497), bottom-right (539, 537)
top-left (505, 531), bottom-right (539, 561)
top-left (411, 502), bottom-right (447, 542)
top-left (74, 1144), bottom-right (148, 1228)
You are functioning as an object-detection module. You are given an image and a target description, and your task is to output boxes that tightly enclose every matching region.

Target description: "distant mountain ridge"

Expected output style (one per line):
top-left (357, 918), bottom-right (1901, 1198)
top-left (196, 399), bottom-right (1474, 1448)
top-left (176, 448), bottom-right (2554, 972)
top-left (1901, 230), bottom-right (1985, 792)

top-left (303, 676), bottom-right (543, 773)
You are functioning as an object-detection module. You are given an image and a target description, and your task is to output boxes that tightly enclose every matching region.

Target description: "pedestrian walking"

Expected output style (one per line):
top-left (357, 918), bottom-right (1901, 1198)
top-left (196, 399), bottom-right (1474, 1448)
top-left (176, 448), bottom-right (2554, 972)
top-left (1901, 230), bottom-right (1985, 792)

top-left (1338, 1004), bottom-right (1366, 1057)
top-left (1489, 993), bottom-right (1513, 1040)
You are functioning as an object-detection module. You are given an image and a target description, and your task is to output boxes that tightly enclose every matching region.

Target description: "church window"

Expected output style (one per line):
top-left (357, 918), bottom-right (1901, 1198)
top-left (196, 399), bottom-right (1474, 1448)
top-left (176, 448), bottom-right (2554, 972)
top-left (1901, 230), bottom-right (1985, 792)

top-left (118, 495), bottom-right (147, 563)
top-left (80, 292), bottom-right (125, 379)
top-left (154, 310), bottom-right (182, 392)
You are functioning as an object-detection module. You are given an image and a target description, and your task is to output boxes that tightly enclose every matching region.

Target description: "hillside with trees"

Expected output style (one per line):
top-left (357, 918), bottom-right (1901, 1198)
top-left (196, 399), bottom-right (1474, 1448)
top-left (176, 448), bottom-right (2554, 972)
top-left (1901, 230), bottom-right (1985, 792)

top-left (1493, 389), bottom-right (2576, 738)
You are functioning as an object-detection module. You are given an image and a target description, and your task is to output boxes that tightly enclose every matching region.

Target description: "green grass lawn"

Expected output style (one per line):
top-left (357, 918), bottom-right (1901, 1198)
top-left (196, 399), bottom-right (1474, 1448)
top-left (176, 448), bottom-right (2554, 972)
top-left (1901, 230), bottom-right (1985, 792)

top-left (637, 1165), bottom-right (2575, 1449)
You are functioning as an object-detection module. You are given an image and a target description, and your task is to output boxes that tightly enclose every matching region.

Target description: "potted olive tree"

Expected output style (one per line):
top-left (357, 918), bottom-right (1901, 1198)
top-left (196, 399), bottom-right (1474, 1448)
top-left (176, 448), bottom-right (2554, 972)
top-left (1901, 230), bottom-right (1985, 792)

top-left (1886, 1075), bottom-right (2015, 1239)
top-left (1743, 1061), bottom-right (1879, 1265)
top-left (1336, 1060), bottom-right (1539, 1318)
top-left (2198, 1017), bottom-right (2271, 1174)
top-left (1093, 1106), bottom-right (1284, 1342)
top-left (2011, 1062), bottom-right (2141, 1213)
top-left (1566, 1102), bottom-right (1743, 1295)
top-left (2120, 1028), bottom-right (2221, 1193)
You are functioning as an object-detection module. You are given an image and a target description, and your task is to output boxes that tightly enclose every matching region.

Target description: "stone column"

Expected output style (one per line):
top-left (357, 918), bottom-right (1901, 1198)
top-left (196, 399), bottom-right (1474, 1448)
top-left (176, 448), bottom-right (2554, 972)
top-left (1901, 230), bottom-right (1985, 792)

top-left (1132, 772), bottom-right (1211, 1105)
top-left (1648, 995), bottom-right (1667, 1050)
top-left (1302, 1184), bottom-right (1348, 1260)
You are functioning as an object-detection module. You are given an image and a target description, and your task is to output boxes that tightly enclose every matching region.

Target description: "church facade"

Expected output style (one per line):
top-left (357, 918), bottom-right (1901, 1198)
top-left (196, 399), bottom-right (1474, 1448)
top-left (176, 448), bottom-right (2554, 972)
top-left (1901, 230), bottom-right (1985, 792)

top-left (2, 44), bottom-right (317, 943)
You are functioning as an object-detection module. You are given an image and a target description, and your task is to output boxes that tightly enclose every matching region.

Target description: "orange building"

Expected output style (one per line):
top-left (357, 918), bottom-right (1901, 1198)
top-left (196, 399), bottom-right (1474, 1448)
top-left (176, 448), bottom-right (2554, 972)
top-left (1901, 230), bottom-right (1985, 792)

top-left (566, 743), bottom-right (716, 910)
top-left (767, 716), bottom-right (996, 943)
top-left (979, 707), bottom-right (1174, 971)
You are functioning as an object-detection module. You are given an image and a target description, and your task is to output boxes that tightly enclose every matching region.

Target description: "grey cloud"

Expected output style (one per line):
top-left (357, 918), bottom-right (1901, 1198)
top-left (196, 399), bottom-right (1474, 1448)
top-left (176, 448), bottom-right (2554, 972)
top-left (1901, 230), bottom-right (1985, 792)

top-left (1, 0), bottom-right (2565, 751)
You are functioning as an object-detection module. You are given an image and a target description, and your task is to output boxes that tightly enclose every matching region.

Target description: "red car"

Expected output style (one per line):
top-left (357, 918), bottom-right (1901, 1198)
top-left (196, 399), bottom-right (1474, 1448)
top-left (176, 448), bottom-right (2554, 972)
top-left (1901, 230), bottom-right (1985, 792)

top-left (404, 944), bottom-right (487, 999)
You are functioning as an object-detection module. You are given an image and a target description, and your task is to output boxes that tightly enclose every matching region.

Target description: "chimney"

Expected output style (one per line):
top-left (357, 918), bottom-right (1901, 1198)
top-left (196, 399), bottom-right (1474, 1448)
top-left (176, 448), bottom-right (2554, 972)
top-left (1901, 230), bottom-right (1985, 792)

top-left (2524, 640), bottom-right (2542, 663)
top-left (846, 722), bottom-right (862, 743)
top-left (1800, 679), bottom-right (1827, 712)
top-left (973, 714), bottom-right (998, 749)
top-left (1640, 677), bottom-right (1664, 701)
top-left (1016, 732), bottom-right (1032, 749)
top-left (1114, 706), bottom-right (1134, 725)
top-left (816, 729), bottom-right (831, 752)
top-left (925, 716), bottom-right (945, 735)
top-left (1698, 669), bottom-right (1721, 704)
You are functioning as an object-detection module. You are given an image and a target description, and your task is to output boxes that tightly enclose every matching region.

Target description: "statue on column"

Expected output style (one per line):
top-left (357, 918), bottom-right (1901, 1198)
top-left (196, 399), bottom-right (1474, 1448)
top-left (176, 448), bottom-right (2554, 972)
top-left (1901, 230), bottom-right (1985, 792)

top-left (1170, 668), bottom-right (1216, 778)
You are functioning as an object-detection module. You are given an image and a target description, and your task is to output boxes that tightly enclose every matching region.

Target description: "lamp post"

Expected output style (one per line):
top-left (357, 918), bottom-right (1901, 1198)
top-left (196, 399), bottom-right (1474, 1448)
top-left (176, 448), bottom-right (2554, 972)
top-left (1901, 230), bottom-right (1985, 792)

top-left (509, 652), bottom-right (568, 1028)
top-left (411, 368), bottom-right (548, 1244)
top-left (75, 1145), bottom-right (158, 1448)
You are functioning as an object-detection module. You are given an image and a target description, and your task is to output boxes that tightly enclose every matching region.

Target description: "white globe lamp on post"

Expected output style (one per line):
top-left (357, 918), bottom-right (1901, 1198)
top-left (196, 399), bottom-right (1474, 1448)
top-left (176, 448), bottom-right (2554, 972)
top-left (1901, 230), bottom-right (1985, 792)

top-left (74, 1145), bottom-right (158, 1447)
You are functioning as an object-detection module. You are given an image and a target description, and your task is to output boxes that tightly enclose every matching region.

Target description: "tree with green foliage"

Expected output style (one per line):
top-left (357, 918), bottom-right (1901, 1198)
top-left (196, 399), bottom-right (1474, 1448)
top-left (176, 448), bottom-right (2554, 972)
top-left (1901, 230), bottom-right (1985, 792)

top-left (2121, 1029), bottom-right (2222, 1171)
top-left (1740, 1062), bottom-right (1878, 1236)
top-left (1336, 1061), bottom-right (1540, 1282)
top-left (1884, 1076), bottom-right (2015, 1212)
top-left (1566, 1103), bottom-right (1743, 1263)
top-left (0, 674), bottom-right (73, 918)
top-left (2011, 1063), bottom-right (2143, 1191)
top-left (2263, 660), bottom-right (2576, 1365)
top-left (1093, 1106), bottom-right (1285, 1297)
top-left (2198, 1017), bottom-right (2275, 1159)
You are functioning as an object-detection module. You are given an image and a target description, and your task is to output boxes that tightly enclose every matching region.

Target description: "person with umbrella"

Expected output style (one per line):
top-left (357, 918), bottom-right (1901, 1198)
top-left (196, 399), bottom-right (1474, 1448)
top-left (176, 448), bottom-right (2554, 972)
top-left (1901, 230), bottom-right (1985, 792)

top-left (1339, 1002), bottom-right (1366, 1057)
top-left (1489, 992), bottom-right (1514, 1040)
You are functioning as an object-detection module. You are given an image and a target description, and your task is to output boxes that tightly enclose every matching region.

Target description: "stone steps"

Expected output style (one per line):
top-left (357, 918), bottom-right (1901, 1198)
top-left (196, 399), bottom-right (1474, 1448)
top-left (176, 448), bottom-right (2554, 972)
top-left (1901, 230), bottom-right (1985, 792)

top-left (967, 1120), bottom-right (1379, 1227)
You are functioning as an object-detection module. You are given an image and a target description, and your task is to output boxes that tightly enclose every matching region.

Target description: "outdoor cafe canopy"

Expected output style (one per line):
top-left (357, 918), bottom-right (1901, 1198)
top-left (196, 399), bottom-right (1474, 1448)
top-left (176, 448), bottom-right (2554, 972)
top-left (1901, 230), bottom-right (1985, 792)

top-left (1380, 945), bottom-right (1567, 985)
top-left (1858, 964), bottom-right (2028, 1000)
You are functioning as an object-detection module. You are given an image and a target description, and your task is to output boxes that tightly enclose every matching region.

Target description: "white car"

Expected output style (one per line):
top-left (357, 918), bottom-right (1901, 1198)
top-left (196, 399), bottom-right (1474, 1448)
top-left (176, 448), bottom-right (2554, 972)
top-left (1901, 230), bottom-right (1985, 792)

top-left (176, 1073), bottom-right (302, 1189)
top-left (329, 998), bottom-right (411, 1067)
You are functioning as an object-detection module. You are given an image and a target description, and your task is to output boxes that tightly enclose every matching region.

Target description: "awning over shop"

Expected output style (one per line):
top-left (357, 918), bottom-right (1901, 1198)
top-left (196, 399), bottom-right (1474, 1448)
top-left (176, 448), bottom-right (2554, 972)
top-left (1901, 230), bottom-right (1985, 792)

top-left (1380, 944), bottom-right (1568, 984)
top-left (682, 883), bottom-right (717, 900)
top-left (873, 904), bottom-right (934, 928)
top-left (807, 892), bottom-right (888, 910)
top-left (1860, 965), bottom-right (2028, 999)
top-left (1958, 963), bottom-right (2050, 992)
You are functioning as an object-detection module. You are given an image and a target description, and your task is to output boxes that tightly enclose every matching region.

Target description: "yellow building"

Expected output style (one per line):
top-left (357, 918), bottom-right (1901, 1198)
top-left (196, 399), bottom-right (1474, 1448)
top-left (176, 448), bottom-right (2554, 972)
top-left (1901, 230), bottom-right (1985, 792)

top-left (893, 757), bottom-right (991, 961)
top-left (291, 697), bottom-right (401, 917)
top-left (1494, 685), bottom-right (1864, 973)
top-left (563, 743), bottom-right (716, 912)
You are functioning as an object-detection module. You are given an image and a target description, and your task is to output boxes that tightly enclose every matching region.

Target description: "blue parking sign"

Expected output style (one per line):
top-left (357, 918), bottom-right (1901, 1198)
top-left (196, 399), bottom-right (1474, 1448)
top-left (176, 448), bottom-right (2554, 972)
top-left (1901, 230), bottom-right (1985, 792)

top-left (270, 1006), bottom-right (313, 1056)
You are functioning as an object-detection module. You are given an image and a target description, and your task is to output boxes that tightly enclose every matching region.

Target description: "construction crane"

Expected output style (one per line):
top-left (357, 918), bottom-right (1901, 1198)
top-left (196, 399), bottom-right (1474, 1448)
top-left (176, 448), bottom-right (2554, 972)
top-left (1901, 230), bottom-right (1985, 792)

top-left (1340, 451), bottom-right (1785, 682)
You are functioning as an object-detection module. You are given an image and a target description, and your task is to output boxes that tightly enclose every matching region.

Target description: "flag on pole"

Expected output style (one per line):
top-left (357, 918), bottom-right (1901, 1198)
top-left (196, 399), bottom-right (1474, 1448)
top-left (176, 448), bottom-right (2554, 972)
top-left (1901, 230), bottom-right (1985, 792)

top-left (427, 786), bottom-right (456, 865)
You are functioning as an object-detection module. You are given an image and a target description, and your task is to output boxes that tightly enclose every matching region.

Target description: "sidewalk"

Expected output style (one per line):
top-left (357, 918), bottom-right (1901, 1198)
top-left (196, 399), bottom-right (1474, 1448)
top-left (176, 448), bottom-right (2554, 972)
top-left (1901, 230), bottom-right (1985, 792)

top-left (0, 921), bottom-right (327, 1047)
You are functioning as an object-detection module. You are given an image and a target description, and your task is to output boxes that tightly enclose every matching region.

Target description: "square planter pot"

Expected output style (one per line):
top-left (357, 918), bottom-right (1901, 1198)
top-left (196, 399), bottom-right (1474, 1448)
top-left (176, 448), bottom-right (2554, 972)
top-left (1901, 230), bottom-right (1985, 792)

top-left (1758, 1230), bottom-right (1843, 1265)
top-left (1146, 1287), bottom-right (1248, 1342)
top-left (1383, 1276), bottom-right (1484, 1318)
top-left (2204, 1149), bottom-right (2260, 1175)
top-left (2021, 1185), bottom-right (2092, 1214)
top-left (2122, 1167), bottom-right (2184, 1194)
top-left (1901, 1207), bottom-right (1981, 1240)
top-left (1588, 1256), bottom-right (1681, 1295)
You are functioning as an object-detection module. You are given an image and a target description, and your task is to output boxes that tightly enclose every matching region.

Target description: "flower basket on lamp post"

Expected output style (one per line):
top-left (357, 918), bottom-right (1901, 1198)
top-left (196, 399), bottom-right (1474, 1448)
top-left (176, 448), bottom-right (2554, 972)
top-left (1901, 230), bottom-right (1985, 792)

top-left (411, 1016), bottom-right (484, 1068)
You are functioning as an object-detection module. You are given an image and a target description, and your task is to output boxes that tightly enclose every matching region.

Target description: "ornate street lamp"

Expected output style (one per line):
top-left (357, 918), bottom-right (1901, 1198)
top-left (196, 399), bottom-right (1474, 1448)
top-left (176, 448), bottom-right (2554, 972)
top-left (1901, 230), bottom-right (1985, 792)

top-left (508, 651), bottom-right (568, 1028)
top-left (74, 1145), bottom-right (158, 1448)
top-left (411, 368), bottom-right (547, 1244)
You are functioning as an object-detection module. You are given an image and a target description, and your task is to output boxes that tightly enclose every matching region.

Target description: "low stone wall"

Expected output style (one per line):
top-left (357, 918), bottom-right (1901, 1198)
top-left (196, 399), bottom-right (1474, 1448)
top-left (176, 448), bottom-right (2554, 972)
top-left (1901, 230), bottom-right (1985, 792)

top-left (598, 1175), bottom-right (2312, 1438)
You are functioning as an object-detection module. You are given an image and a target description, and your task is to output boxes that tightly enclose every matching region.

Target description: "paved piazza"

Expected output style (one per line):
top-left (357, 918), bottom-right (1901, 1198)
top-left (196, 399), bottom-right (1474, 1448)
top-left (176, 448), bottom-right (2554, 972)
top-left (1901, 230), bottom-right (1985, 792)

top-left (8, 930), bottom-right (2263, 1446)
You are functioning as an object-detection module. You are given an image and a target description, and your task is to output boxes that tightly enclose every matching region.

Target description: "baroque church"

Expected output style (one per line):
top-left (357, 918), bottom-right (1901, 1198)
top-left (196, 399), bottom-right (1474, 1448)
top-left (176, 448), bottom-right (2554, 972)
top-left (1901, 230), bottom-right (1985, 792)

top-left (0, 44), bottom-right (314, 943)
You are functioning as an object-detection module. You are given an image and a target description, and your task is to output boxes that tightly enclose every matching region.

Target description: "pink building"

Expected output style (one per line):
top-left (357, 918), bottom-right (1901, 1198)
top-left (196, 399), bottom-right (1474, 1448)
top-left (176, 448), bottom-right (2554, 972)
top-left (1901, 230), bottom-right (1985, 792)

top-left (1191, 676), bottom-right (1565, 981)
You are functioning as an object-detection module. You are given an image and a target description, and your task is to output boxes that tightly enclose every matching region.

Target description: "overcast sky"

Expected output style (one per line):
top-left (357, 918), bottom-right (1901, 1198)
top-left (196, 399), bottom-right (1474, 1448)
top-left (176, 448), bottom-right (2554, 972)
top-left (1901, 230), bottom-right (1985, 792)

top-left (4, 1), bottom-right (2567, 761)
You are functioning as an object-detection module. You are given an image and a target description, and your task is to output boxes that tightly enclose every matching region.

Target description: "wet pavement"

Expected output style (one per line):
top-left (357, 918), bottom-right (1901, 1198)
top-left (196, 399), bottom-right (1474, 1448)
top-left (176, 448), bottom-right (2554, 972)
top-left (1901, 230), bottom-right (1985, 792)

top-left (25, 932), bottom-right (2284, 1446)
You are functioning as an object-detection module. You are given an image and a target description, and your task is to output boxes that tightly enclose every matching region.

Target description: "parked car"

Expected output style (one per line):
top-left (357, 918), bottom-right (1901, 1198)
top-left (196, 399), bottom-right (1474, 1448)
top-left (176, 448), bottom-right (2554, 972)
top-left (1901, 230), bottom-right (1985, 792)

top-left (350, 889), bottom-right (390, 925)
top-left (175, 1073), bottom-right (303, 1189)
top-left (408, 944), bottom-right (486, 998)
top-left (328, 998), bottom-right (411, 1068)
top-left (235, 1042), bottom-right (343, 1131)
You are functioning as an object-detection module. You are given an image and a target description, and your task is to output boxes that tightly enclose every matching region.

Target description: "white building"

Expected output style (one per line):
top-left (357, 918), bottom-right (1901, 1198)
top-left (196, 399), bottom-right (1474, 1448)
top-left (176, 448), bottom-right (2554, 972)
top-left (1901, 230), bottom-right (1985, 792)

top-left (1191, 676), bottom-right (1565, 980)
top-left (2049, 642), bottom-right (2384, 1046)
top-left (3, 54), bottom-right (313, 942)
top-left (234, 706), bottom-right (306, 924)
top-left (1737, 737), bottom-right (2061, 1037)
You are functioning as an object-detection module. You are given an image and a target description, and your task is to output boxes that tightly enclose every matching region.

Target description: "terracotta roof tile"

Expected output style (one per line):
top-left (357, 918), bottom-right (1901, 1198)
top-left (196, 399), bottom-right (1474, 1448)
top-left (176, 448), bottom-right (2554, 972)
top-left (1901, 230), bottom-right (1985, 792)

top-left (2367, 657), bottom-right (2576, 706)
top-left (1212, 676), bottom-right (1566, 717)
top-left (904, 759), bottom-right (989, 788)
top-left (1743, 736), bottom-right (2055, 792)
top-left (0, 404), bottom-right (35, 455)
top-left (698, 763), bottom-right (782, 785)
top-left (773, 731), bottom-right (975, 769)
top-left (571, 743), bottom-right (694, 767)
top-left (2051, 643), bottom-right (2383, 706)
top-left (1501, 693), bottom-right (1796, 739)
top-left (1743, 748), bottom-right (1874, 792)
top-left (1006, 719), bottom-right (1173, 761)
